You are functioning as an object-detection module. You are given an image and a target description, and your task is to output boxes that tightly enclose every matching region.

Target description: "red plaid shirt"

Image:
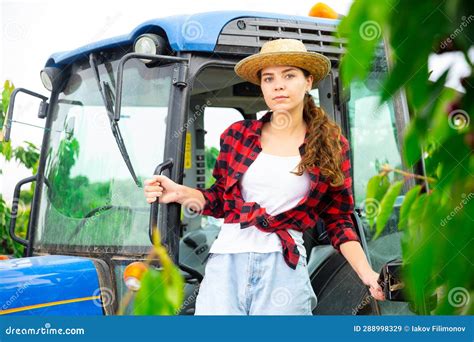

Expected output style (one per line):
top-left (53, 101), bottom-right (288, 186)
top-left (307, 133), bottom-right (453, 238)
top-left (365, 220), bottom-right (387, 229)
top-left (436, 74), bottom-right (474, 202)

top-left (197, 111), bottom-right (360, 269)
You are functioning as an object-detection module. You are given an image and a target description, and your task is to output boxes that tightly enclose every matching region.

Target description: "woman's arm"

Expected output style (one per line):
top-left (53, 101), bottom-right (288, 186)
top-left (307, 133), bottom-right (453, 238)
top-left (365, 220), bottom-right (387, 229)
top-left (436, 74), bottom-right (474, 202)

top-left (143, 176), bottom-right (206, 213)
top-left (316, 135), bottom-right (385, 301)
top-left (340, 241), bottom-right (385, 301)
top-left (175, 184), bottom-right (206, 211)
top-left (144, 124), bottom-right (235, 216)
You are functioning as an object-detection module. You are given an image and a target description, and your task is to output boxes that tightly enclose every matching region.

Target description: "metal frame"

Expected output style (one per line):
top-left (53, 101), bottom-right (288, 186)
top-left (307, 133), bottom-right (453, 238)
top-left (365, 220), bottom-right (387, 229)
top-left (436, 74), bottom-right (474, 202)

top-left (4, 88), bottom-right (48, 142)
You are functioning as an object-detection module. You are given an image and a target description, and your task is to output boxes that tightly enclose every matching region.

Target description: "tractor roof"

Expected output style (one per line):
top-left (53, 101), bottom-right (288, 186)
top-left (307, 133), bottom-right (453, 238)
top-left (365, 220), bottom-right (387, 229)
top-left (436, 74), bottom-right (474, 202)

top-left (45, 11), bottom-right (338, 67)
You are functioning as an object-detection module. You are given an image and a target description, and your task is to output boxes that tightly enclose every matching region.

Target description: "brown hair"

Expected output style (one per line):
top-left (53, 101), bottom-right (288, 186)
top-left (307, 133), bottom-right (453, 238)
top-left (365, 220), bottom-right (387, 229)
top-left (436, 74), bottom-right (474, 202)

top-left (294, 93), bottom-right (344, 186)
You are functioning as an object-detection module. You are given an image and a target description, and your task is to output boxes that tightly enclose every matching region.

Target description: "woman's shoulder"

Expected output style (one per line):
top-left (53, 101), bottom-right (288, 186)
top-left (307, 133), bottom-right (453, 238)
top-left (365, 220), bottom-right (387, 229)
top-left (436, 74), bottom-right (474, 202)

top-left (220, 118), bottom-right (259, 140)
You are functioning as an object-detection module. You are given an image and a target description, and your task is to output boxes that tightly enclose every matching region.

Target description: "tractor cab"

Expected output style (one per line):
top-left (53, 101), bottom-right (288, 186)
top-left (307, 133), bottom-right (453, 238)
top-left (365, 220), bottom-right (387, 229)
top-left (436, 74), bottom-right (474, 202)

top-left (2, 11), bottom-right (414, 316)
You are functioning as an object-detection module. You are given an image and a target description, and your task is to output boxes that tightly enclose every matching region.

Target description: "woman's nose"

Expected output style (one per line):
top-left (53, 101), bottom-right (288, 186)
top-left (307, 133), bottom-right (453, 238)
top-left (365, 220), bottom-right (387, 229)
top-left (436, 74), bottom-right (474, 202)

top-left (274, 80), bottom-right (285, 91)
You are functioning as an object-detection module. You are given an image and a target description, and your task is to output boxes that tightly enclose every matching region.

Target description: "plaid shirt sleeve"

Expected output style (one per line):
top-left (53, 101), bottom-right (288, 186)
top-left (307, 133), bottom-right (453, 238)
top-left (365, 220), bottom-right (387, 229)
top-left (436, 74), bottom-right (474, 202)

top-left (195, 124), bottom-right (233, 218)
top-left (316, 135), bottom-right (360, 252)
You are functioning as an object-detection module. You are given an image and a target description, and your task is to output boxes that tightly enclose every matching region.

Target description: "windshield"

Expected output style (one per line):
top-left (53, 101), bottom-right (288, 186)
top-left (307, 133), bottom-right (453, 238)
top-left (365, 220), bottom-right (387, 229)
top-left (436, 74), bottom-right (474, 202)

top-left (34, 56), bottom-right (175, 251)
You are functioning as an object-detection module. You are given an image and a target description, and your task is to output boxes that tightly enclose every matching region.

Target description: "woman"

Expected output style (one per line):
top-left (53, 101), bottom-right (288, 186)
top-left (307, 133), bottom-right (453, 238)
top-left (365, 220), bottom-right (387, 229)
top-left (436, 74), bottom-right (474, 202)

top-left (144, 39), bottom-right (385, 315)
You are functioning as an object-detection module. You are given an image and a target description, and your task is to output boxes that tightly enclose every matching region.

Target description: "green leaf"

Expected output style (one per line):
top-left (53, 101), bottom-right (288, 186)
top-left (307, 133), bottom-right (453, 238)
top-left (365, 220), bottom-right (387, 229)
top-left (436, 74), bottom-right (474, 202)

top-left (365, 174), bottom-right (390, 229)
top-left (133, 266), bottom-right (184, 316)
top-left (374, 180), bottom-right (404, 239)
top-left (400, 69), bottom-right (449, 168)
top-left (338, 0), bottom-right (394, 88)
top-left (398, 185), bottom-right (421, 230)
top-left (402, 121), bottom-right (422, 167)
top-left (1, 80), bottom-right (15, 118)
top-left (382, 1), bottom-right (451, 110)
top-left (429, 90), bottom-right (463, 145)
top-left (1, 141), bottom-right (12, 160)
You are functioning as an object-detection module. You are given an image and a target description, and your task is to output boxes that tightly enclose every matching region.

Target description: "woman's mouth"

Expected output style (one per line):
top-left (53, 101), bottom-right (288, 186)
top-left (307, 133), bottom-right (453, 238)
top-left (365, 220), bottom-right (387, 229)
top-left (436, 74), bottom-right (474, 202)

top-left (273, 96), bottom-right (288, 100)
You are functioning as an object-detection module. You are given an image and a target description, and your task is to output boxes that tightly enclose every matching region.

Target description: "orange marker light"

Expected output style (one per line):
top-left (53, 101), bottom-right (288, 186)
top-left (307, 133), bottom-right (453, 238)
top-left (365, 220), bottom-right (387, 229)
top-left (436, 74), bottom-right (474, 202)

top-left (308, 3), bottom-right (339, 19)
top-left (123, 261), bottom-right (148, 291)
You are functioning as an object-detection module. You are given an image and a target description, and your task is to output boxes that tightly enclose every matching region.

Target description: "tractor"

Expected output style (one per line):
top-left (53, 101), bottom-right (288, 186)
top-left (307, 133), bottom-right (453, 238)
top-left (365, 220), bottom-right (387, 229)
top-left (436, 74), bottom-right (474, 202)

top-left (1, 9), bottom-right (418, 316)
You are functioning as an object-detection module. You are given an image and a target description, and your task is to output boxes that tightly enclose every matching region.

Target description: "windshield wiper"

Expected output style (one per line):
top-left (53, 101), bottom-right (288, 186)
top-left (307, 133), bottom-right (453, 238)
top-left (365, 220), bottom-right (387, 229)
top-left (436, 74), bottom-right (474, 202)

top-left (71, 204), bottom-right (149, 236)
top-left (89, 53), bottom-right (141, 187)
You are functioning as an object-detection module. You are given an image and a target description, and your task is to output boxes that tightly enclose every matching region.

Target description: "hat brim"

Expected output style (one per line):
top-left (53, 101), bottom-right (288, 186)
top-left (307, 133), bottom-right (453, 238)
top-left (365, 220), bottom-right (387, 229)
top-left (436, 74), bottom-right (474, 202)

top-left (234, 51), bottom-right (331, 86)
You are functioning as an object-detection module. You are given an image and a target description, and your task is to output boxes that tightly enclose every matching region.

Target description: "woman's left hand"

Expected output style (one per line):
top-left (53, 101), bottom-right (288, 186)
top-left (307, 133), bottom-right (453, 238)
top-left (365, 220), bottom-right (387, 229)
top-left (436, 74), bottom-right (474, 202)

top-left (362, 270), bottom-right (385, 301)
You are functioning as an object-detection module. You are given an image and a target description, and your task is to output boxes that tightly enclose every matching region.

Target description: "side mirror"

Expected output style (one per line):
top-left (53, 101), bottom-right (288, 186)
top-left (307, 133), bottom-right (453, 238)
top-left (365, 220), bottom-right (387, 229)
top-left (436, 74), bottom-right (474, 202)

top-left (3, 88), bottom-right (48, 142)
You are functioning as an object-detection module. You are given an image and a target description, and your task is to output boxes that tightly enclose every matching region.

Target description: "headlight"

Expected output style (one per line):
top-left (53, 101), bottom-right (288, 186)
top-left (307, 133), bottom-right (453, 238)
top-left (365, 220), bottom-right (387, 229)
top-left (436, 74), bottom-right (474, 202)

top-left (40, 67), bottom-right (61, 91)
top-left (133, 34), bottom-right (168, 63)
top-left (134, 34), bottom-right (163, 55)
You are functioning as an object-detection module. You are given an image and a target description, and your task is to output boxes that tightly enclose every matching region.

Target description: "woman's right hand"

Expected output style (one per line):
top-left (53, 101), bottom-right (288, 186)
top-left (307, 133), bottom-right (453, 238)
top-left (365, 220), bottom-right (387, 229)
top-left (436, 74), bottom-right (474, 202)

top-left (143, 175), bottom-right (181, 204)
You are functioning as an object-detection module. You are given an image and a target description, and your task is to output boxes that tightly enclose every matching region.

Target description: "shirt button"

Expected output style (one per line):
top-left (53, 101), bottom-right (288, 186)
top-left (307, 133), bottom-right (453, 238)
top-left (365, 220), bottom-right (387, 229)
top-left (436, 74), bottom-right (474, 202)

top-left (250, 152), bottom-right (255, 157)
top-left (262, 220), bottom-right (268, 227)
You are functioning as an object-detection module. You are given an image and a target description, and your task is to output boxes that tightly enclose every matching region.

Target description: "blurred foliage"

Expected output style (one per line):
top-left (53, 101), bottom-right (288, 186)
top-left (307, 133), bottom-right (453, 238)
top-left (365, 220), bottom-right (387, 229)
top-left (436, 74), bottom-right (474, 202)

top-left (340, 0), bottom-right (473, 314)
top-left (46, 136), bottom-right (94, 218)
top-left (0, 81), bottom-right (40, 257)
top-left (205, 146), bottom-right (219, 188)
top-left (118, 231), bottom-right (184, 315)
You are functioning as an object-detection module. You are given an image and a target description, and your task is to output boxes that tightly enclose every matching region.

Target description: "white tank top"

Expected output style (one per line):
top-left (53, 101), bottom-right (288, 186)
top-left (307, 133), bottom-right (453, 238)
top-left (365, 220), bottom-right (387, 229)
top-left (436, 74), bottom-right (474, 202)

top-left (209, 151), bottom-right (311, 257)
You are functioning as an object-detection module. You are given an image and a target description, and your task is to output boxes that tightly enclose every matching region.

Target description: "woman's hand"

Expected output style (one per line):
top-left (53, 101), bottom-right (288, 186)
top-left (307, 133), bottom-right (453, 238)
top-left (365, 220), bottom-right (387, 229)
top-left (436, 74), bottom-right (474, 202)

top-left (361, 269), bottom-right (385, 301)
top-left (339, 241), bottom-right (386, 301)
top-left (143, 175), bottom-right (182, 204)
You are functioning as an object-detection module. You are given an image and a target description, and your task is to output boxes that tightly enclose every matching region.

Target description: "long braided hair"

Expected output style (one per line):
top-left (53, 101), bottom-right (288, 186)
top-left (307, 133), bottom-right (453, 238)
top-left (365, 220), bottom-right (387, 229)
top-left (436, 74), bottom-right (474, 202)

top-left (294, 92), bottom-right (344, 187)
top-left (293, 69), bottom-right (344, 186)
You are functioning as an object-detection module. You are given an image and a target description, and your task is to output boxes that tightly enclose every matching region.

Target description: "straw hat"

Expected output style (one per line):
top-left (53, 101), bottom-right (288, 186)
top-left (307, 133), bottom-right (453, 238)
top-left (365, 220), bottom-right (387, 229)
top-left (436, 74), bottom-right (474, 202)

top-left (234, 39), bottom-right (331, 86)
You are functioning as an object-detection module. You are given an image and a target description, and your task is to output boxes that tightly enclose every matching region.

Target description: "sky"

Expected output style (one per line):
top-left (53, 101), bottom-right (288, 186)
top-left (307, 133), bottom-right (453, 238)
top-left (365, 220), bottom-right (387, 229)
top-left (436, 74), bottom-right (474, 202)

top-left (0, 0), bottom-right (471, 201)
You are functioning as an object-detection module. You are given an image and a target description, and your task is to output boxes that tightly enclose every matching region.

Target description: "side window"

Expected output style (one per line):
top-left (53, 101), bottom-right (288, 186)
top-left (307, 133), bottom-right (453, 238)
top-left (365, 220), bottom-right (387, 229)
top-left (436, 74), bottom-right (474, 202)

top-left (349, 82), bottom-right (403, 206)
top-left (201, 108), bottom-right (244, 228)
top-left (308, 88), bottom-right (321, 106)
top-left (347, 48), bottom-right (413, 314)
top-left (347, 49), bottom-right (405, 271)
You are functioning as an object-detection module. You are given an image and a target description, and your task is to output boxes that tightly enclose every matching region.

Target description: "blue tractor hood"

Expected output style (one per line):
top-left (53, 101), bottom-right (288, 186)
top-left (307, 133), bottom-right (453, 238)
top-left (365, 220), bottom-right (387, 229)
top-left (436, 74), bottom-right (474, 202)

top-left (0, 255), bottom-right (107, 316)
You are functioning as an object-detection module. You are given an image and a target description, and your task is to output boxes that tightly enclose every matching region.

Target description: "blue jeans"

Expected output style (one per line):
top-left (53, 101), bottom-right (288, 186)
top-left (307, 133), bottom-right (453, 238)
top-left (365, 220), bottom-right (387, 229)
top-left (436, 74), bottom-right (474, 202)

top-left (194, 252), bottom-right (317, 315)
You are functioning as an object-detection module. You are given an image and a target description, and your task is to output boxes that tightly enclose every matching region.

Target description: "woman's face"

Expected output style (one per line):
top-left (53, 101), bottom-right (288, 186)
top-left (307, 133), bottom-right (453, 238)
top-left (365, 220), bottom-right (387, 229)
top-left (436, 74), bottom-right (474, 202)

top-left (260, 65), bottom-right (313, 114)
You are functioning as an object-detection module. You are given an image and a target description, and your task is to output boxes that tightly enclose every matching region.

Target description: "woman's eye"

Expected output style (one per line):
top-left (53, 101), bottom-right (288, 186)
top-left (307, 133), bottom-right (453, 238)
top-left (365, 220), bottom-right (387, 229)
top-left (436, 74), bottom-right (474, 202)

top-left (285, 74), bottom-right (295, 79)
top-left (263, 77), bottom-right (273, 82)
